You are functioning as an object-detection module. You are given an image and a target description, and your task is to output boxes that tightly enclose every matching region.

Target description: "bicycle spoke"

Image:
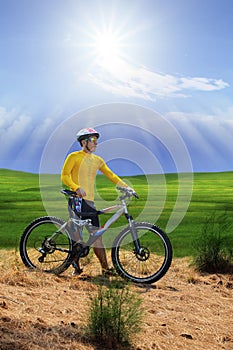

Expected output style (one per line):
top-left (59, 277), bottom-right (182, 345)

top-left (20, 217), bottom-right (73, 274)
top-left (112, 222), bottom-right (172, 284)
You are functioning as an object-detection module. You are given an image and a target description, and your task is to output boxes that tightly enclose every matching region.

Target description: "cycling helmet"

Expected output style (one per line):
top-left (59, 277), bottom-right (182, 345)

top-left (76, 127), bottom-right (100, 144)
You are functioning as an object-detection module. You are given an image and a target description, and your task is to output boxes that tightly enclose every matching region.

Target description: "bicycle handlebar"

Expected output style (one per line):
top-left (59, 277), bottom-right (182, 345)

top-left (61, 187), bottom-right (139, 199)
top-left (116, 186), bottom-right (139, 199)
top-left (60, 189), bottom-right (78, 197)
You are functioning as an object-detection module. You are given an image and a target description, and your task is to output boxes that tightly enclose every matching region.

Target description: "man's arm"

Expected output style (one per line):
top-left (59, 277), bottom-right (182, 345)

top-left (61, 154), bottom-right (79, 191)
top-left (99, 162), bottom-right (128, 187)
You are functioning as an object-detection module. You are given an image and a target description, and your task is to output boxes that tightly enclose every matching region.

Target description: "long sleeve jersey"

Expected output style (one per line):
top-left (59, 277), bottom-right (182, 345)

top-left (61, 150), bottom-right (127, 201)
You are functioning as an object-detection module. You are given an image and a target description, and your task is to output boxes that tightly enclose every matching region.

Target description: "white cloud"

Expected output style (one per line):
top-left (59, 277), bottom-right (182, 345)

top-left (1, 103), bottom-right (233, 174)
top-left (0, 106), bottom-right (23, 130)
top-left (180, 77), bottom-right (228, 91)
top-left (16, 117), bottom-right (54, 159)
top-left (0, 108), bottom-right (33, 159)
top-left (166, 110), bottom-right (233, 171)
top-left (88, 59), bottom-right (229, 100)
top-left (0, 106), bottom-right (59, 172)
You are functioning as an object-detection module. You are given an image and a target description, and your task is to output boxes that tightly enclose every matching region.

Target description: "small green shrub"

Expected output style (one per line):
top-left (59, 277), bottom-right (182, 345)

top-left (193, 212), bottom-right (233, 273)
top-left (86, 281), bottom-right (143, 348)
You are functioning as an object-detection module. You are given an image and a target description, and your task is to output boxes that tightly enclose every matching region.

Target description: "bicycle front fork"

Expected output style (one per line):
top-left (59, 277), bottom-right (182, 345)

top-left (128, 219), bottom-right (141, 253)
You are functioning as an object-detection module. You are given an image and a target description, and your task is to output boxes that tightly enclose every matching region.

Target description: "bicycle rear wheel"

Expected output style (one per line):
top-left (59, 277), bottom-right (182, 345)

top-left (112, 222), bottom-right (172, 284)
top-left (20, 216), bottom-right (73, 274)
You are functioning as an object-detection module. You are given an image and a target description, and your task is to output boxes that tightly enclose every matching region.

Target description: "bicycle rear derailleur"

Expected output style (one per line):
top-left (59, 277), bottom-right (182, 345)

top-left (38, 237), bottom-right (56, 262)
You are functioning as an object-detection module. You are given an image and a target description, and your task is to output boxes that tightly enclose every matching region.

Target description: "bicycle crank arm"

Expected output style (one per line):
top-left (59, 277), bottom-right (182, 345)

top-left (76, 245), bottom-right (90, 258)
top-left (53, 247), bottom-right (71, 253)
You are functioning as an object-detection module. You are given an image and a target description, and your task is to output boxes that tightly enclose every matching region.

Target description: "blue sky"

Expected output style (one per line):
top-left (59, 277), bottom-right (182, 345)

top-left (1, 0), bottom-right (233, 175)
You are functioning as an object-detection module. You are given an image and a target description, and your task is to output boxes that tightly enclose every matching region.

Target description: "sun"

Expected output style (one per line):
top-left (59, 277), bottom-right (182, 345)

top-left (94, 31), bottom-right (120, 61)
top-left (80, 12), bottom-right (137, 76)
top-left (89, 28), bottom-right (128, 74)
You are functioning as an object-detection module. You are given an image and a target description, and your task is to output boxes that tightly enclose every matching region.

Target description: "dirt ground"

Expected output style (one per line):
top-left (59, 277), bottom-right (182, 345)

top-left (0, 250), bottom-right (232, 350)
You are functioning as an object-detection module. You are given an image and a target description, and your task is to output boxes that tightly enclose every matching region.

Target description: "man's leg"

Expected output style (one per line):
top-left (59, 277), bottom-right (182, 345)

top-left (68, 202), bottom-right (84, 275)
top-left (69, 226), bottom-right (83, 274)
top-left (82, 201), bottom-right (109, 270)
top-left (93, 236), bottom-right (108, 270)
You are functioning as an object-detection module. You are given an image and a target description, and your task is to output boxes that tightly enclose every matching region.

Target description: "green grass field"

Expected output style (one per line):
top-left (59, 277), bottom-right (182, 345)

top-left (0, 168), bottom-right (232, 257)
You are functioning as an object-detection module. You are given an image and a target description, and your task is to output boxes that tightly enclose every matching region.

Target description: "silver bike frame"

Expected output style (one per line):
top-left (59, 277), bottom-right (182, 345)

top-left (70, 198), bottom-right (132, 247)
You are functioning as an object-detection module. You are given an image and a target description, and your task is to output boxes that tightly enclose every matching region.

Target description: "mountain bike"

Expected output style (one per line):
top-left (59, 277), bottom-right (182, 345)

top-left (20, 187), bottom-right (172, 284)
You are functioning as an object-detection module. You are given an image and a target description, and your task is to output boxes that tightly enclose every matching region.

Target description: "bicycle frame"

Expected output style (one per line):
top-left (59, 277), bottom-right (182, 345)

top-left (70, 199), bottom-right (130, 247)
top-left (45, 188), bottom-right (141, 256)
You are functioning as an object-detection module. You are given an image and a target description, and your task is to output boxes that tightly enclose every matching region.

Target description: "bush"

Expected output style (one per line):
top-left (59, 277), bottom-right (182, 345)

top-left (193, 212), bottom-right (233, 273)
top-left (85, 280), bottom-right (143, 348)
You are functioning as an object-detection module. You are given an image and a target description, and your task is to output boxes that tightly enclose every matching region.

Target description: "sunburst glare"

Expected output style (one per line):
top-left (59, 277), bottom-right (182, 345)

top-left (94, 30), bottom-right (121, 60)
top-left (90, 27), bottom-right (128, 74)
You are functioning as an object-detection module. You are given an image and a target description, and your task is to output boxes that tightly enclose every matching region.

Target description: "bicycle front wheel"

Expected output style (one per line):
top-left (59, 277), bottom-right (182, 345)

top-left (112, 222), bottom-right (172, 284)
top-left (20, 216), bottom-right (73, 274)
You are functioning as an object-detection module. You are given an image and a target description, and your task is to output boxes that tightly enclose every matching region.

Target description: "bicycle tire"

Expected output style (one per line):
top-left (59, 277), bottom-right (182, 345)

top-left (111, 222), bottom-right (172, 284)
top-left (20, 216), bottom-right (73, 274)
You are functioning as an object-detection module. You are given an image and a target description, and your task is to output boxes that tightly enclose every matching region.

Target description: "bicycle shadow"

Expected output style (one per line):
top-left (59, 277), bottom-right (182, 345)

top-left (75, 273), bottom-right (127, 288)
top-left (72, 273), bottom-right (158, 291)
top-left (54, 270), bottom-right (158, 291)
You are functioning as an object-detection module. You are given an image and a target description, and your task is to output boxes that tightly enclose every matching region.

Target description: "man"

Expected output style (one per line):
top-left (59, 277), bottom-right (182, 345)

top-left (61, 127), bottom-right (132, 276)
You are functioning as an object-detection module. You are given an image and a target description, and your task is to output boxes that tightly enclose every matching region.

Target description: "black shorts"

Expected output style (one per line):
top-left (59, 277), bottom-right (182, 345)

top-left (68, 197), bottom-right (100, 228)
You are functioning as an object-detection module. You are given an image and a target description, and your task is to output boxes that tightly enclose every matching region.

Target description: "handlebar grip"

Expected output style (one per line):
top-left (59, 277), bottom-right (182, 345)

top-left (116, 186), bottom-right (127, 192)
top-left (61, 189), bottom-right (77, 197)
top-left (133, 192), bottom-right (139, 199)
top-left (116, 186), bottom-right (139, 199)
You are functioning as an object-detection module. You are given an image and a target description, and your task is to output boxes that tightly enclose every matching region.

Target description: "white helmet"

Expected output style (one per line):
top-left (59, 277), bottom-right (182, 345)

top-left (76, 128), bottom-right (100, 143)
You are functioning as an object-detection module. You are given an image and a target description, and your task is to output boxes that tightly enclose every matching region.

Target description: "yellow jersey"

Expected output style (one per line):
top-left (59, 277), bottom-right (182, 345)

top-left (61, 150), bottom-right (127, 201)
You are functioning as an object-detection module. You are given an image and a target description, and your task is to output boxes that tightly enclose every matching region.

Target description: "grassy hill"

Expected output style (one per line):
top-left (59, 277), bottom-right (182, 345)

top-left (0, 168), bottom-right (232, 257)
